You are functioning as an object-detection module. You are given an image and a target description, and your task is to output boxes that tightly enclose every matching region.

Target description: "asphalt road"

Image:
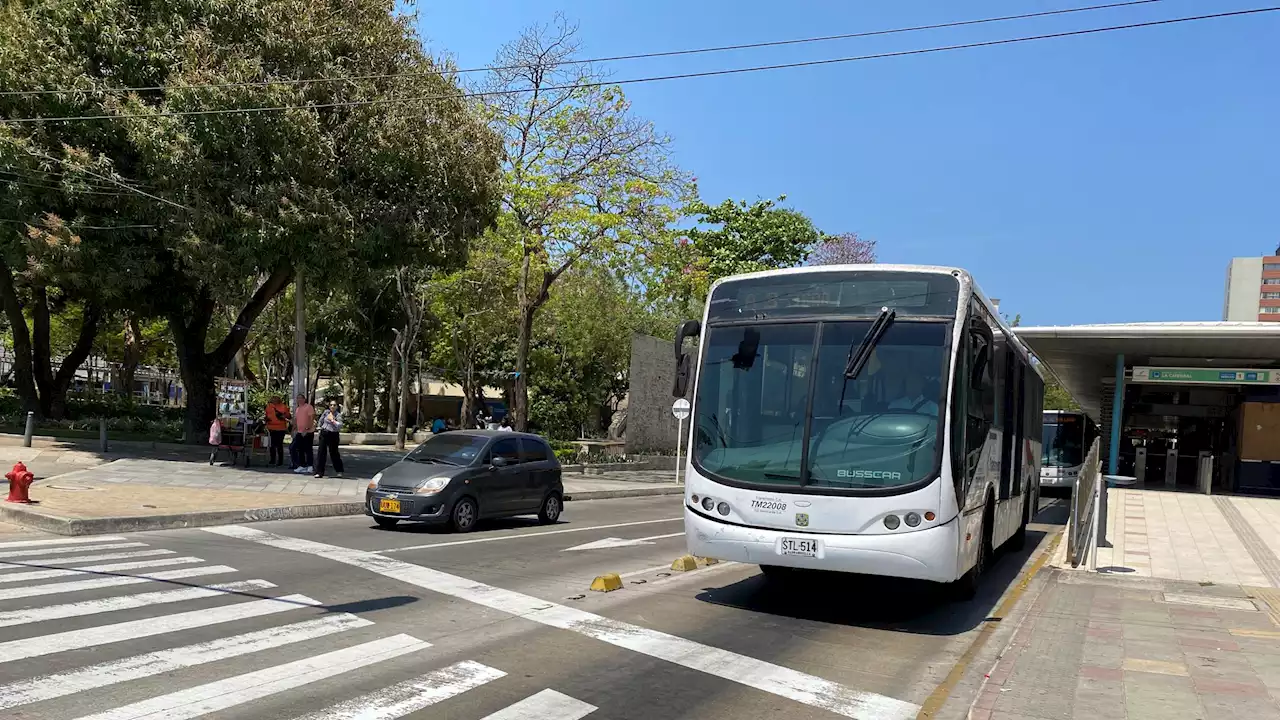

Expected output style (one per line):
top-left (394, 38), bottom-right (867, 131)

top-left (0, 495), bottom-right (1068, 720)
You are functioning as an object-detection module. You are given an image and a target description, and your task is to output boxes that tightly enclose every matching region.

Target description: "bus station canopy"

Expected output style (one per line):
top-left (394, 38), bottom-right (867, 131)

top-left (1014, 322), bottom-right (1280, 421)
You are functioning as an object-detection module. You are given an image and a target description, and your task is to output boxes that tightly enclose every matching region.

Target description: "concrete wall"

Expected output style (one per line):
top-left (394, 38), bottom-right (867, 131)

top-left (1224, 257), bottom-right (1262, 321)
top-left (626, 334), bottom-right (695, 453)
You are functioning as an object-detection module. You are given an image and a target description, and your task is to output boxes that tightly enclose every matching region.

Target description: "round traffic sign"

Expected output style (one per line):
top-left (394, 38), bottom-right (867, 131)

top-left (671, 398), bottom-right (691, 420)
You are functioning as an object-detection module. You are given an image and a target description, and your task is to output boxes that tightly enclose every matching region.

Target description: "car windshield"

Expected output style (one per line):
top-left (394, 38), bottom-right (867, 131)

top-left (1042, 420), bottom-right (1084, 468)
top-left (405, 434), bottom-right (489, 465)
top-left (692, 320), bottom-right (950, 492)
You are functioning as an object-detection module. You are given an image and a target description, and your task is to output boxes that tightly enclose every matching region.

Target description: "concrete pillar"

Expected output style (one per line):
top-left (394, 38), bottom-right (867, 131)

top-left (1108, 354), bottom-right (1125, 475)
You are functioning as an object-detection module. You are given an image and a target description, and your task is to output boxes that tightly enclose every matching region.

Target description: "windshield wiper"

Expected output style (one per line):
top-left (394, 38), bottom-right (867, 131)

top-left (838, 306), bottom-right (896, 411)
top-left (764, 472), bottom-right (801, 481)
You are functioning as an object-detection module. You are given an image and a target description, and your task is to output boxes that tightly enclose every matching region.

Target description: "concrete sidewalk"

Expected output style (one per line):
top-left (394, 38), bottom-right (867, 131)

top-left (0, 455), bottom-right (682, 535)
top-left (968, 567), bottom-right (1280, 719)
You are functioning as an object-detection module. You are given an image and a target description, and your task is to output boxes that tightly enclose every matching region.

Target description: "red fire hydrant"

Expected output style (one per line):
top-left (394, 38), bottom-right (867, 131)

top-left (5, 462), bottom-right (34, 504)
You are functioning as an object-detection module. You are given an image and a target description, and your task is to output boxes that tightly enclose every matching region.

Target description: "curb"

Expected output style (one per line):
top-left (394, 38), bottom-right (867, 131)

top-left (563, 486), bottom-right (684, 501)
top-left (0, 501), bottom-right (364, 536)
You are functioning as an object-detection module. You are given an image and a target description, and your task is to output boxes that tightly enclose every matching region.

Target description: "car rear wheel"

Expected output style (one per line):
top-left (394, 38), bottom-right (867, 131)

top-left (538, 493), bottom-right (562, 524)
top-left (451, 496), bottom-right (478, 533)
top-left (374, 516), bottom-right (399, 530)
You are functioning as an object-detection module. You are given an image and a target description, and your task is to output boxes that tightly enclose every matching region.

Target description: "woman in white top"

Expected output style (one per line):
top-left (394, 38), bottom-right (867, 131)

top-left (314, 400), bottom-right (345, 478)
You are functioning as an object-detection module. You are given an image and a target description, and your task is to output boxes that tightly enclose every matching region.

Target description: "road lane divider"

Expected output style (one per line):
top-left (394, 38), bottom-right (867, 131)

top-left (206, 525), bottom-right (921, 720)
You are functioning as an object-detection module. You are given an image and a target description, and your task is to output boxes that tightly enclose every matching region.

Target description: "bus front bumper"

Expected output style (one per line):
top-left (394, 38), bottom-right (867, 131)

top-left (685, 506), bottom-right (960, 583)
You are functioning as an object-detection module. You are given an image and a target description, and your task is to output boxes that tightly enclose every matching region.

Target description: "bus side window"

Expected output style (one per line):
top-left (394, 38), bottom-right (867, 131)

top-left (961, 308), bottom-right (995, 492)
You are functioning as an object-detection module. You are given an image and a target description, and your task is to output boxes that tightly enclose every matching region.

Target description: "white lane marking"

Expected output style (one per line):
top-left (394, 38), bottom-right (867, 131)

top-left (206, 526), bottom-right (919, 720)
top-left (0, 564), bottom-right (238, 601)
top-left (563, 532), bottom-right (685, 551)
top-left (620, 563), bottom-right (676, 579)
top-left (0, 614), bottom-right (371, 711)
top-left (290, 661), bottom-right (505, 720)
top-left (0, 579), bottom-right (276, 627)
top-left (0, 555), bottom-right (203, 584)
top-left (0, 535), bottom-right (128, 549)
top-left (480, 689), bottom-right (597, 720)
top-left (0, 541), bottom-right (147, 559)
top-left (73, 634), bottom-right (430, 720)
top-left (381, 517), bottom-right (682, 553)
top-left (0, 548), bottom-right (175, 568)
top-left (0, 592), bottom-right (319, 662)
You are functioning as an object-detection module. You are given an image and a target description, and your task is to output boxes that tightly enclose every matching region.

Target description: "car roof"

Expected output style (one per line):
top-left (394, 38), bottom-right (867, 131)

top-left (447, 429), bottom-right (549, 442)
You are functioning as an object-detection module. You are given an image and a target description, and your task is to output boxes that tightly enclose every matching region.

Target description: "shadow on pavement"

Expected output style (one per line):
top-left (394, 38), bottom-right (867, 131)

top-left (368, 515), bottom-right (567, 535)
top-left (692, 498), bottom-right (1068, 636)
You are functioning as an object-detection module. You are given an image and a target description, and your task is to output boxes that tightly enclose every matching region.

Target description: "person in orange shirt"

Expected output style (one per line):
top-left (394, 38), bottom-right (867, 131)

top-left (264, 395), bottom-right (291, 467)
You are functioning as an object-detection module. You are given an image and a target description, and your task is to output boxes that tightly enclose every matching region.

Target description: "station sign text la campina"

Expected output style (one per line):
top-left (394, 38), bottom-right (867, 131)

top-left (1132, 366), bottom-right (1279, 385)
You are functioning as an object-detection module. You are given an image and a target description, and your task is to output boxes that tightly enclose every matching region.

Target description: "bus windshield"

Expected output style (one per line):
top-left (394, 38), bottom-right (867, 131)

top-left (1042, 419), bottom-right (1084, 468)
top-left (692, 320), bottom-right (950, 492)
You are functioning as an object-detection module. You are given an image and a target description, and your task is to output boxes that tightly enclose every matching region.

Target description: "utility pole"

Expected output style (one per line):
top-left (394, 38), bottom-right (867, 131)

top-left (292, 270), bottom-right (308, 409)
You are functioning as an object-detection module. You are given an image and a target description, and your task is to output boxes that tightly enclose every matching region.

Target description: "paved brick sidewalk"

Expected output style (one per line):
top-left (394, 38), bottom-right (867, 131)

top-left (970, 568), bottom-right (1280, 720)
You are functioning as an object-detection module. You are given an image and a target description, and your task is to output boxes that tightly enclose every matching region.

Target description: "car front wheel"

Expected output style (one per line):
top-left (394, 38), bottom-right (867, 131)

top-left (451, 497), bottom-right (478, 533)
top-left (374, 516), bottom-right (399, 530)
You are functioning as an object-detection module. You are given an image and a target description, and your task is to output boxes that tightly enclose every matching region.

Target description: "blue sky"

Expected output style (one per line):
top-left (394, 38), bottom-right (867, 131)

top-left (415, 1), bottom-right (1279, 326)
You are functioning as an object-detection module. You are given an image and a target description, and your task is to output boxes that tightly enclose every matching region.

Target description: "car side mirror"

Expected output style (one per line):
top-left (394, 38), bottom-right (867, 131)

top-left (490, 456), bottom-right (509, 469)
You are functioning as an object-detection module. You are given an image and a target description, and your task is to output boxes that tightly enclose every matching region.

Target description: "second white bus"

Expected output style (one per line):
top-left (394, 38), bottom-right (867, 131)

top-left (676, 264), bottom-right (1044, 595)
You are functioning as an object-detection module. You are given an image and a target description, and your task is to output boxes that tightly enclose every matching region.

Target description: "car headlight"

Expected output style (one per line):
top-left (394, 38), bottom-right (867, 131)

top-left (416, 477), bottom-right (450, 495)
top-left (367, 472), bottom-right (383, 491)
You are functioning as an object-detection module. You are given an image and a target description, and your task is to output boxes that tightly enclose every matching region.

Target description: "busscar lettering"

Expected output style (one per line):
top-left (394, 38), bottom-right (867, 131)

top-left (837, 469), bottom-right (903, 480)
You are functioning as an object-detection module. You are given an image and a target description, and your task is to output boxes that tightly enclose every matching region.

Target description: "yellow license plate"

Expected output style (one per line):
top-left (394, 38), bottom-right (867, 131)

top-left (379, 498), bottom-right (401, 513)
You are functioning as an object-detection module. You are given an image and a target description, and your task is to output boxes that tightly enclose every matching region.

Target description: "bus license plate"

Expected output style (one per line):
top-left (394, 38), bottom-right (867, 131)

top-left (778, 537), bottom-right (822, 558)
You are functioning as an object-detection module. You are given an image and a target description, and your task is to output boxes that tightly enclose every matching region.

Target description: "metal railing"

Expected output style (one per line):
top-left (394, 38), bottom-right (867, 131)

top-left (1067, 438), bottom-right (1103, 569)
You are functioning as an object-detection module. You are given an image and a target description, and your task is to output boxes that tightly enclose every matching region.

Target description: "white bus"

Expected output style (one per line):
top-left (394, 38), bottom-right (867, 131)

top-left (675, 265), bottom-right (1044, 595)
top-left (1040, 410), bottom-right (1097, 490)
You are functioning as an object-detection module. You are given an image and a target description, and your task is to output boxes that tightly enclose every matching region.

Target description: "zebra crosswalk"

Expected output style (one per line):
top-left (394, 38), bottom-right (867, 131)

top-left (0, 533), bottom-right (598, 719)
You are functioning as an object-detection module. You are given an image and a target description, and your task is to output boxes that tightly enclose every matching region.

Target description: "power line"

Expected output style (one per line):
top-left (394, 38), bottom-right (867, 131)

top-left (10, 145), bottom-right (192, 211)
top-left (0, 174), bottom-right (133, 196)
top-left (0, 217), bottom-right (157, 230)
top-left (1, 6), bottom-right (1272, 126)
top-left (0, 0), bottom-right (1165, 98)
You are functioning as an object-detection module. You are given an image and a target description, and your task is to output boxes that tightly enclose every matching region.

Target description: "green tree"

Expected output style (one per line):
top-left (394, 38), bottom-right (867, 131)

top-left (484, 17), bottom-right (685, 430)
top-left (653, 194), bottom-right (822, 308)
top-left (1, 0), bottom-right (501, 438)
top-left (1043, 376), bottom-right (1080, 411)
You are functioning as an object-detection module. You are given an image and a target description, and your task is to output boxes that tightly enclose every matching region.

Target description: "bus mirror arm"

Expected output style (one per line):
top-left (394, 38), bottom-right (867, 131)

top-left (673, 320), bottom-right (701, 398)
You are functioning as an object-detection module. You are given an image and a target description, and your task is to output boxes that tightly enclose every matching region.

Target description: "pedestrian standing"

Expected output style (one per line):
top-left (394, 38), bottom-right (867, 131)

top-left (264, 395), bottom-right (291, 467)
top-left (291, 393), bottom-right (316, 474)
top-left (315, 399), bottom-right (344, 478)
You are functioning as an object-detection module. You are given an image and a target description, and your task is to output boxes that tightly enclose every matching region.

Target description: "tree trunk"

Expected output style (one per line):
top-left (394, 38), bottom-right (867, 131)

top-left (121, 314), bottom-right (142, 401)
top-left (513, 304), bottom-right (534, 431)
top-left (171, 317), bottom-right (217, 443)
top-left (170, 264), bottom-right (292, 442)
top-left (0, 258), bottom-right (40, 417)
top-left (45, 303), bottom-right (100, 420)
top-left (386, 342), bottom-right (399, 433)
top-left (30, 285), bottom-right (56, 418)
top-left (395, 346), bottom-right (411, 450)
top-left (360, 365), bottom-right (373, 429)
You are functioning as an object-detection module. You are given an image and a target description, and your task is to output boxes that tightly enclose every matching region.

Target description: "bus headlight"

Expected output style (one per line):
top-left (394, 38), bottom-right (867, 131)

top-left (702, 496), bottom-right (715, 512)
top-left (884, 515), bottom-right (901, 530)
top-left (904, 512), bottom-right (922, 527)
top-left (716, 502), bottom-right (730, 516)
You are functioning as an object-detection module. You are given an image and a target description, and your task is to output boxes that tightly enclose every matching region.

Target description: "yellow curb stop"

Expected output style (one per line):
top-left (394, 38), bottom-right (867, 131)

top-left (671, 555), bottom-right (698, 572)
top-left (589, 573), bottom-right (623, 592)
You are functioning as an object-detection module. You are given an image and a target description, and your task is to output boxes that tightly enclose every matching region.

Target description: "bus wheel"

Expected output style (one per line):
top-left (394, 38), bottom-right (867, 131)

top-left (954, 502), bottom-right (993, 600)
top-left (1009, 510), bottom-right (1029, 551)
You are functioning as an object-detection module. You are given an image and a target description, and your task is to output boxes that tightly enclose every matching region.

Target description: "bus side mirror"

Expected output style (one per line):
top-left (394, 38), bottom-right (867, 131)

top-left (673, 319), bottom-right (701, 398)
